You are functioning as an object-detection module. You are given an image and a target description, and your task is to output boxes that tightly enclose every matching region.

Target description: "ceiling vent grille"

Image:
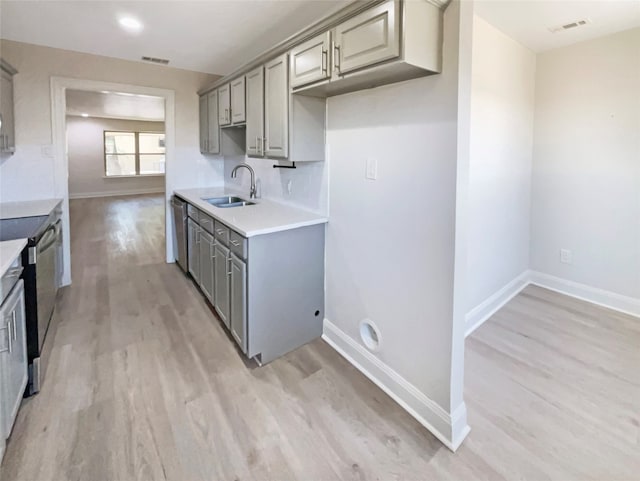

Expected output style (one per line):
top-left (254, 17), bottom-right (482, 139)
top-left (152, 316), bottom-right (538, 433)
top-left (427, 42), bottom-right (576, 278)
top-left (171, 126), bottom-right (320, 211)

top-left (549, 19), bottom-right (591, 33)
top-left (141, 56), bottom-right (170, 65)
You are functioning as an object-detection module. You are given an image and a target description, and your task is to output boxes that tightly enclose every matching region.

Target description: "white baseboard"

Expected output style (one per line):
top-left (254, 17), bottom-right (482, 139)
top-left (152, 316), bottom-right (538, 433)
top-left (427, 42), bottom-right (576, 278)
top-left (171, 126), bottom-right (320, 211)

top-left (465, 270), bottom-right (531, 337)
top-left (529, 271), bottom-right (640, 318)
top-left (465, 271), bottom-right (640, 338)
top-left (69, 188), bottom-right (164, 199)
top-left (322, 319), bottom-right (470, 452)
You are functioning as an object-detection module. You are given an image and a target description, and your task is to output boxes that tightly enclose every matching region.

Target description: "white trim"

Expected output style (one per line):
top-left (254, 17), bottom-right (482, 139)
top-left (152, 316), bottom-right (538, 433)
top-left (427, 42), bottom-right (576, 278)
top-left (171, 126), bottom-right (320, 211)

top-left (69, 188), bottom-right (165, 199)
top-left (529, 271), bottom-right (640, 318)
top-left (103, 174), bottom-right (165, 179)
top-left (465, 270), bottom-right (530, 337)
top-left (50, 77), bottom-right (176, 287)
top-left (465, 271), bottom-right (639, 338)
top-left (322, 319), bottom-right (470, 452)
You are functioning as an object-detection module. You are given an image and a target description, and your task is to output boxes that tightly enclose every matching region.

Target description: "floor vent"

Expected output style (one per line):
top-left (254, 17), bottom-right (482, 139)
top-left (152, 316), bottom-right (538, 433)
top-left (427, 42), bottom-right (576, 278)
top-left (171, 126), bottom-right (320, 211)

top-left (141, 56), bottom-right (170, 65)
top-left (549, 19), bottom-right (591, 33)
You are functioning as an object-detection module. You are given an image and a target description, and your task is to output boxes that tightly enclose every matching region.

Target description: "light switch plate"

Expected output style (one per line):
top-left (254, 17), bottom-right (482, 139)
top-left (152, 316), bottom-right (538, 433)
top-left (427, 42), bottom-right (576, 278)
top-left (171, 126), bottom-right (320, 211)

top-left (560, 249), bottom-right (572, 264)
top-left (366, 158), bottom-right (377, 180)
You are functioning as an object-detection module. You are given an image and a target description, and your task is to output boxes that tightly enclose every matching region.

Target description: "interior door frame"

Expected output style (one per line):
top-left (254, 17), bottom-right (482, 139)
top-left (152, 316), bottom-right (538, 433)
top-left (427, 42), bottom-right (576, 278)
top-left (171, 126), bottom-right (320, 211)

top-left (50, 77), bottom-right (176, 286)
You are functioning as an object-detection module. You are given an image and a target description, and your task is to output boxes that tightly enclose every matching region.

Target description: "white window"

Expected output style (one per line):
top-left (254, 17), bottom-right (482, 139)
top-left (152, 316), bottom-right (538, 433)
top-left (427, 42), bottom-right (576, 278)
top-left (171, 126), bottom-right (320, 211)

top-left (104, 131), bottom-right (165, 176)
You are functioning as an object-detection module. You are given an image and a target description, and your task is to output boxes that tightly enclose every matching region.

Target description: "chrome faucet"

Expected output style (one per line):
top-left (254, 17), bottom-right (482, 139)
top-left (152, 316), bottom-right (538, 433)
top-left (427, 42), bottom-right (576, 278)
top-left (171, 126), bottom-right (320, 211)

top-left (231, 163), bottom-right (257, 199)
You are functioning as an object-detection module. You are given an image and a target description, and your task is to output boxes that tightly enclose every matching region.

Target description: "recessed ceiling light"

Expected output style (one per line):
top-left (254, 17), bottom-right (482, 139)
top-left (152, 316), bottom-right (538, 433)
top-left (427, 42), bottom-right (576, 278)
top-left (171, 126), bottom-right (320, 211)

top-left (81, 113), bottom-right (89, 117)
top-left (118, 16), bottom-right (143, 33)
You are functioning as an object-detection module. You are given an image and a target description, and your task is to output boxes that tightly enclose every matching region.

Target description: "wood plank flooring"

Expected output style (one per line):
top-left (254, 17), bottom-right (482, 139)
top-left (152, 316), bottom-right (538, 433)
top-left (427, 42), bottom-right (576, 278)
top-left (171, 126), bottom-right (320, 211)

top-left (1, 194), bottom-right (638, 480)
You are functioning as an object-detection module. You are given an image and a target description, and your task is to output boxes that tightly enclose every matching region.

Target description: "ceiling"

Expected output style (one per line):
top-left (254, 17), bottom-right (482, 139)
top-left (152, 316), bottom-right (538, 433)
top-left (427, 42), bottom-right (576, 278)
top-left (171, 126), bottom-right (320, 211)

top-left (475, 0), bottom-right (640, 52)
top-left (66, 89), bottom-right (165, 121)
top-left (0, 0), bottom-right (350, 75)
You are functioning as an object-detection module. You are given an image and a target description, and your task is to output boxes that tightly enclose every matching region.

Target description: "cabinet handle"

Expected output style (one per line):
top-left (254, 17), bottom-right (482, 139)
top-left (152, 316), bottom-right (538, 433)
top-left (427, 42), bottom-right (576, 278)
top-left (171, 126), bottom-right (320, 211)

top-left (0, 324), bottom-right (8, 353)
top-left (11, 312), bottom-right (16, 341)
top-left (227, 256), bottom-right (232, 276)
top-left (322, 49), bottom-right (328, 75)
top-left (333, 42), bottom-right (340, 73)
top-left (230, 240), bottom-right (240, 247)
top-left (195, 228), bottom-right (200, 244)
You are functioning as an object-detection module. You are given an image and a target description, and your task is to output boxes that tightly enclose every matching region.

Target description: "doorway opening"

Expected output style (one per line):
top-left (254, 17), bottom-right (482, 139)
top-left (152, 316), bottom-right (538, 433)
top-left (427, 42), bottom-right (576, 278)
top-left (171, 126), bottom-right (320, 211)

top-left (50, 78), bottom-right (176, 286)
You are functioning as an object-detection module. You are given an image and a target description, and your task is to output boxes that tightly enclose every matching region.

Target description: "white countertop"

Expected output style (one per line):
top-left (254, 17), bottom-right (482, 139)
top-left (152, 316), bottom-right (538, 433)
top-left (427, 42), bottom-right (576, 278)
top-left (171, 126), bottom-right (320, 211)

top-left (0, 239), bottom-right (27, 277)
top-left (0, 198), bottom-right (63, 220)
top-left (174, 188), bottom-right (327, 237)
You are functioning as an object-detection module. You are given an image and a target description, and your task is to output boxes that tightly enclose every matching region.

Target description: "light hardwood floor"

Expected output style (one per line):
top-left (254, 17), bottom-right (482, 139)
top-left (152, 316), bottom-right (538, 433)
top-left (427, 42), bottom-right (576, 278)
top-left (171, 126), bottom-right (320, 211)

top-left (1, 194), bottom-right (638, 480)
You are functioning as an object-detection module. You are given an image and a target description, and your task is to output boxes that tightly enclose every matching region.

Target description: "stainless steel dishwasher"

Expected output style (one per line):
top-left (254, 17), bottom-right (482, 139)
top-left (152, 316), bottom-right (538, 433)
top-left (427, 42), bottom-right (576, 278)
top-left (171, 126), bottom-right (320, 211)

top-left (171, 196), bottom-right (188, 272)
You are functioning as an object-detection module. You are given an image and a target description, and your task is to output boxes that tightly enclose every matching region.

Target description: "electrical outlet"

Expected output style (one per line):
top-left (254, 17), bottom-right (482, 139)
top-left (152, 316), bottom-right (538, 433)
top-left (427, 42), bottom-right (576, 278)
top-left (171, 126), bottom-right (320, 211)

top-left (366, 158), bottom-right (377, 180)
top-left (560, 249), bottom-right (572, 264)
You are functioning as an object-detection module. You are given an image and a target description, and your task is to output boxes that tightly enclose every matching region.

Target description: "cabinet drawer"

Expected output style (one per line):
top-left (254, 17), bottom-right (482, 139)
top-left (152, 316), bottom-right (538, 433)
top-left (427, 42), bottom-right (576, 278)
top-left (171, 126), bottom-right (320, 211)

top-left (229, 230), bottom-right (247, 259)
top-left (214, 221), bottom-right (230, 245)
top-left (199, 213), bottom-right (214, 234)
top-left (187, 204), bottom-right (199, 222)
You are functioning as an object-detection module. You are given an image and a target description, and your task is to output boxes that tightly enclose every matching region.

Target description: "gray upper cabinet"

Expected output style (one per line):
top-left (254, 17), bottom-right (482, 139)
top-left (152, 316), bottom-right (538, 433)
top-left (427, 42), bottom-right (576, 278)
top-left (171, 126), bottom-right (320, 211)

top-left (245, 66), bottom-right (264, 157)
top-left (218, 83), bottom-right (231, 126)
top-left (333, 0), bottom-right (400, 76)
top-left (264, 54), bottom-right (289, 159)
top-left (230, 76), bottom-right (246, 124)
top-left (289, 0), bottom-right (442, 97)
top-left (289, 31), bottom-right (331, 89)
top-left (229, 254), bottom-right (247, 353)
top-left (199, 94), bottom-right (208, 153)
top-left (0, 60), bottom-right (16, 155)
top-left (207, 90), bottom-right (220, 154)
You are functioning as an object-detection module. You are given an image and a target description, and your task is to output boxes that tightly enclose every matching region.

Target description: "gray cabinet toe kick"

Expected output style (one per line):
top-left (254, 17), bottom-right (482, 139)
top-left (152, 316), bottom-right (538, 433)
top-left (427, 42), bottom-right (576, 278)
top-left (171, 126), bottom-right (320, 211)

top-left (182, 200), bottom-right (324, 365)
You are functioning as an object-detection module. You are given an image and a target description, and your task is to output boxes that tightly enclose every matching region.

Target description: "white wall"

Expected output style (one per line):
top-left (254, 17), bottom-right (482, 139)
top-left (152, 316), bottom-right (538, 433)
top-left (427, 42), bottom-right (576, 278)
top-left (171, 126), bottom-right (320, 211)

top-left (465, 16), bottom-right (536, 331)
top-left (66, 116), bottom-right (165, 198)
top-left (530, 27), bottom-right (640, 301)
top-left (0, 39), bottom-right (224, 203)
top-left (322, 1), bottom-right (470, 449)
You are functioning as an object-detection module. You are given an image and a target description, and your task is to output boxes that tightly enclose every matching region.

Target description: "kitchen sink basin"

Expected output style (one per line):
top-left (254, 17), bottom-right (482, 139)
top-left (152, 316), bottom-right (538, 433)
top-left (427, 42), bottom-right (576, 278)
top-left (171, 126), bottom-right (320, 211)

top-left (202, 196), bottom-right (255, 208)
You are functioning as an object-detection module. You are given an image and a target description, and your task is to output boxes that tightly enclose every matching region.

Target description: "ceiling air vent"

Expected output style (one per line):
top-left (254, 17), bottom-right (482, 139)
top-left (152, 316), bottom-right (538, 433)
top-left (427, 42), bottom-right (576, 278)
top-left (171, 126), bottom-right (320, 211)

top-left (141, 56), bottom-right (170, 65)
top-left (548, 19), bottom-right (591, 33)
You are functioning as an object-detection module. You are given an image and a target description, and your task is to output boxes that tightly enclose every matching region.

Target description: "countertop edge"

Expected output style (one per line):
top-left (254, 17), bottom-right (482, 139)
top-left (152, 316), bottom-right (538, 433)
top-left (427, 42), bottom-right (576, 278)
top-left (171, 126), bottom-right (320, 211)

top-left (0, 238), bottom-right (27, 277)
top-left (174, 190), bottom-right (328, 237)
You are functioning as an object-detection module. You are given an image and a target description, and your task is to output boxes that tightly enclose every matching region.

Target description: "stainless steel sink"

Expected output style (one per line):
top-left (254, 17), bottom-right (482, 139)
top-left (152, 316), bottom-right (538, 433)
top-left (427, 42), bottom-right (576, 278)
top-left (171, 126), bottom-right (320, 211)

top-left (202, 196), bottom-right (255, 208)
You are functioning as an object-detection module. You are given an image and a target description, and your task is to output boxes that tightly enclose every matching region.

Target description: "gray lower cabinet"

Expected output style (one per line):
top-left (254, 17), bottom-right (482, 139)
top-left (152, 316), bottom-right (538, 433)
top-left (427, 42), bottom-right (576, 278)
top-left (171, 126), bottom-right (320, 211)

top-left (198, 230), bottom-right (215, 303)
top-left (0, 280), bottom-right (28, 445)
top-left (187, 218), bottom-right (200, 283)
top-left (213, 241), bottom-right (230, 328)
top-left (178, 197), bottom-right (325, 365)
top-left (198, 94), bottom-right (208, 153)
top-left (229, 254), bottom-right (247, 353)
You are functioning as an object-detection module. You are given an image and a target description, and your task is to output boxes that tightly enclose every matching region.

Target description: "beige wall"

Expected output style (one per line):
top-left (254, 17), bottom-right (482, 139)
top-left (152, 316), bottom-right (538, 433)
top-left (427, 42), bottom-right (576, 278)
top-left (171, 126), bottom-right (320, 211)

top-left (66, 116), bottom-right (165, 198)
top-left (466, 16), bottom-right (536, 321)
top-left (0, 40), bottom-right (223, 202)
top-left (530, 27), bottom-right (640, 300)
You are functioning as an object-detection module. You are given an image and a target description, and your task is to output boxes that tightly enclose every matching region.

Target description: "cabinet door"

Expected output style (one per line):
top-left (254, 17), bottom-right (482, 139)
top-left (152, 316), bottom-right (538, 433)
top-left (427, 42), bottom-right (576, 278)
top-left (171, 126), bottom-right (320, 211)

top-left (290, 31), bottom-right (331, 89)
top-left (333, 0), bottom-right (400, 76)
top-left (245, 66), bottom-right (264, 157)
top-left (230, 76), bottom-right (246, 124)
top-left (198, 94), bottom-right (208, 153)
top-left (207, 90), bottom-right (220, 154)
top-left (199, 230), bottom-right (214, 303)
top-left (229, 254), bottom-right (247, 353)
top-left (218, 83), bottom-right (231, 126)
top-left (187, 218), bottom-right (200, 283)
top-left (213, 242), bottom-right (230, 328)
top-left (264, 54), bottom-right (289, 158)
top-left (0, 281), bottom-right (27, 439)
top-left (0, 72), bottom-right (15, 153)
